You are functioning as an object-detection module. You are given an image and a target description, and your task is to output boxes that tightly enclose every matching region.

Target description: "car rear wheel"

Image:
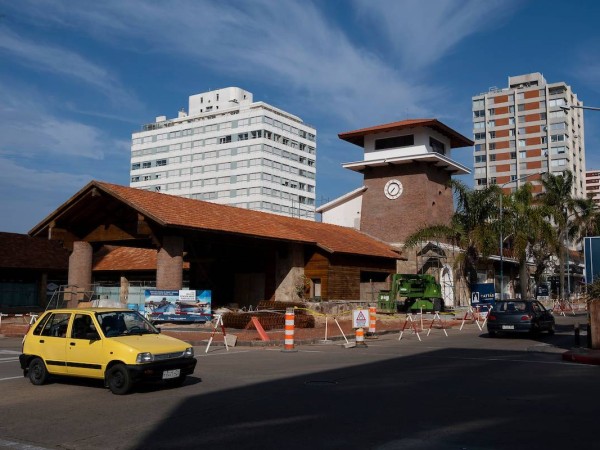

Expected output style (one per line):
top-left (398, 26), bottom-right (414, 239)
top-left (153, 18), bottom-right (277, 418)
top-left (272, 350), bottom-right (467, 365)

top-left (107, 364), bottom-right (133, 395)
top-left (28, 357), bottom-right (48, 385)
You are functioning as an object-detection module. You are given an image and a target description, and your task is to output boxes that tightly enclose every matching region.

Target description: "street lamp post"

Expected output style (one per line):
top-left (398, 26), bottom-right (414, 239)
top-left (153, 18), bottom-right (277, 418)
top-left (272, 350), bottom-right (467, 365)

top-left (499, 172), bottom-right (544, 300)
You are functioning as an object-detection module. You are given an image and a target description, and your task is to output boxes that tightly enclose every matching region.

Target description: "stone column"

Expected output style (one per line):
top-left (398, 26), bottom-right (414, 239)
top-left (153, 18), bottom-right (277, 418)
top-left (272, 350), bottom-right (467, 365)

top-left (156, 235), bottom-right (184, 290)
top-left (67, 241), bottom-right (93, 308)
top-left (120, 276), bottom-right (129, 306)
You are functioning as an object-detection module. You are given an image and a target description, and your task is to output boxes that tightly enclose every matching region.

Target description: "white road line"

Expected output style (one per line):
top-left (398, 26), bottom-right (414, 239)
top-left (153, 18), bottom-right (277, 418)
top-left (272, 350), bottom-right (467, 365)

top-left (0, 438), bottom-right (51, 449)
top-left (0, 358), bottom-right (19, 364)
top-left (0, 376), bottom-right (23, 381)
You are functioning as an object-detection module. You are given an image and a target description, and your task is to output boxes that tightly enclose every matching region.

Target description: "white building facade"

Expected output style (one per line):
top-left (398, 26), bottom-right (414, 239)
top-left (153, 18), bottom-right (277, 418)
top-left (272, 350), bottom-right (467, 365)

top-left (472, 73), bottom-right (586, 197)
top-left (130, 87), bottom-right (316, 219)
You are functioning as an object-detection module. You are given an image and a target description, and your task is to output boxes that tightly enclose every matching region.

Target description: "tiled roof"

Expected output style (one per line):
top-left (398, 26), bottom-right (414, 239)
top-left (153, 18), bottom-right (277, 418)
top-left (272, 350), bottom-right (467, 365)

top-left (338, 118), bottom-right (473, 148)
top-left (0, 232), bottom-right (69, 270)
top-left (93, 246), bottom-right (190, 271)
top-left (65, 182), bottom-right (399, 260)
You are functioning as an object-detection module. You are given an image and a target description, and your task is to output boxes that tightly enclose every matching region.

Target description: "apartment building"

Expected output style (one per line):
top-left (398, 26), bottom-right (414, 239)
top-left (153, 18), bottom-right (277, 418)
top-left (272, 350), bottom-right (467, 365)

top-left (586, 170), bottom-right (600, 206)
top-left (472, 73), bottom-right (586, 196)
top-left (130, 87), bottom-right (317, 219)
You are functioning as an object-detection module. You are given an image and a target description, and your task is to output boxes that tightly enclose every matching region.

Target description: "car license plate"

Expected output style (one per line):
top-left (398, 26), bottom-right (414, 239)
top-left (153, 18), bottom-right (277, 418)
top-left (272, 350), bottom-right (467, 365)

top-left (162, 369), bottom-right (180, 379)
top-left (502, 325), bottom-right (514, 330)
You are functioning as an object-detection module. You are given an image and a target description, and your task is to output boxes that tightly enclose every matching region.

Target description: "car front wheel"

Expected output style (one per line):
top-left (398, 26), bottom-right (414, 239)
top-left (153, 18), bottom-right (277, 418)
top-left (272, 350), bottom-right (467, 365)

top-left (28, 357), bottom-right (48, 385)
top-left (107, 364), bottom-right (133, 395)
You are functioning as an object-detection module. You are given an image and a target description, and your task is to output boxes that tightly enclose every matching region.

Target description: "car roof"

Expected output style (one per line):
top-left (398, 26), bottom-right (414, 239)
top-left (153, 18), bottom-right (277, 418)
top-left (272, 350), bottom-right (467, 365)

top-left (495, 299), bottom-right (536, 302)
top-left (44, 308), bottom-right (132, 314)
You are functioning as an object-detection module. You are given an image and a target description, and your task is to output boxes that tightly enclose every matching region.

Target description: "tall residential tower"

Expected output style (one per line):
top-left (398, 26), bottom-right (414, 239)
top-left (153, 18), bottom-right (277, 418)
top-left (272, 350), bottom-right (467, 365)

top-left (472, 73), bottom-right (585, 196)
top-left (130, 87), bottom-right (317, 219)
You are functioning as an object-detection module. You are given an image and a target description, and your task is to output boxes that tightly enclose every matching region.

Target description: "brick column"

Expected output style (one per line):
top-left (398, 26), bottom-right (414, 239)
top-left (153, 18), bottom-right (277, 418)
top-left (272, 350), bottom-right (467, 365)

top-left (156, 235), bottom-right (184, 290)
top-left (67, 241), bottom-right (93, 308)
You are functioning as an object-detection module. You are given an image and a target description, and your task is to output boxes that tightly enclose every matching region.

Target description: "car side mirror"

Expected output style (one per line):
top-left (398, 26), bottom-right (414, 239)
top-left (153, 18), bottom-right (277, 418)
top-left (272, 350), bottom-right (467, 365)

top-left (156, 327), bottom-right (161, 334)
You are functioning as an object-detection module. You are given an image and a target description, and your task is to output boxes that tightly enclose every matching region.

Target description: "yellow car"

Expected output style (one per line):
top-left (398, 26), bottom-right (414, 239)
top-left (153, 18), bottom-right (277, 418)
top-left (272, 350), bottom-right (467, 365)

top-left (19, 308), bottom-right (197, 394)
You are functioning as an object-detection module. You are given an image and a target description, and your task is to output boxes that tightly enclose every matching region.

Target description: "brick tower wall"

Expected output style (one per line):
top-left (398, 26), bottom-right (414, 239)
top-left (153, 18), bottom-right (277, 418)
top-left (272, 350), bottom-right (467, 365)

top-left (360, 163), bottom-right (454, 244)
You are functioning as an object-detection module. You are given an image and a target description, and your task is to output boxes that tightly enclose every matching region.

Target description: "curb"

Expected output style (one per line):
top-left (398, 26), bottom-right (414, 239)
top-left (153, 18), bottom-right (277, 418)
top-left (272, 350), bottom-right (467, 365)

top-left (562, 349), bottom-right (600, 365)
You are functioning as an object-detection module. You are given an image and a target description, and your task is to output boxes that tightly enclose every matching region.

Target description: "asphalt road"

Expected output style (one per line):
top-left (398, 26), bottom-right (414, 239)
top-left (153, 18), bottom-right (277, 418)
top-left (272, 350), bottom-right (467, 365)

top-left (0, 313), bottom-right (597, 450)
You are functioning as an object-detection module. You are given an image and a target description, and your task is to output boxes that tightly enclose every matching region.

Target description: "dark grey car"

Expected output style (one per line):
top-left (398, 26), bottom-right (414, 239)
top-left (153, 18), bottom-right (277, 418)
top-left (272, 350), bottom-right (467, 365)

top-left (487, 300), bottom-right (555, 337)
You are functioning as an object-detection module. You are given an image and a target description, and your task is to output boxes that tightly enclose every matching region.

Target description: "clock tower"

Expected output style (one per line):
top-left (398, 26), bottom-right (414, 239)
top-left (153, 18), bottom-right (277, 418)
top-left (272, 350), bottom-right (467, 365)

top-left (335, 119), bottom-right (472, 246)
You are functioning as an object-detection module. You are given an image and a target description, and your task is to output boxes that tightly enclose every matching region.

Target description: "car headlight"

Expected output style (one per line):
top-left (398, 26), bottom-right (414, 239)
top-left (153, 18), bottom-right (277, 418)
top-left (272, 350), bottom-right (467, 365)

top-left (136, 352), bottom-right (154, 363)
top-left (184, 347), bottom-right (194, 358)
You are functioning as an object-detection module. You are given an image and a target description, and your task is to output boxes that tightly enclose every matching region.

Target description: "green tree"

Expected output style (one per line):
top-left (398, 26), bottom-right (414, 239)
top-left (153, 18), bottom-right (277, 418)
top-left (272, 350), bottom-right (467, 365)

top-left (404, 180), bottom-right (500, 290)
top-left (538, 170), bottom-right (591, 299)
top-left (501, 183), bottom-right (555, 298)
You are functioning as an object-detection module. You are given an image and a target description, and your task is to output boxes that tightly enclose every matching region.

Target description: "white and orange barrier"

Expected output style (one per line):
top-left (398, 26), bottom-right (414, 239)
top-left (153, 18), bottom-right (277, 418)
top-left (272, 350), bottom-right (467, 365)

top-left (355, 327), bottom-right (367, 346)
top-left (282, 307), bottom-right (297, 352)
top-left (366, 306), bottom-right (377, 338)
top-left (398, 314), bottom-right (422, 341)
top-left (426, 312), bottom-right (449, 337)
top-left (205, 314), bottom-right (230, 353)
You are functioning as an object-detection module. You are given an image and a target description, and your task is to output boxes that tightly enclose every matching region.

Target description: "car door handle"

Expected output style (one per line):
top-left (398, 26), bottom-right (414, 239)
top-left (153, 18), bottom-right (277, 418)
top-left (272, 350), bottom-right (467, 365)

top-left (70, 342), bottom-right (76, 346)
top-left (39, 340), bottom-right (44, 343)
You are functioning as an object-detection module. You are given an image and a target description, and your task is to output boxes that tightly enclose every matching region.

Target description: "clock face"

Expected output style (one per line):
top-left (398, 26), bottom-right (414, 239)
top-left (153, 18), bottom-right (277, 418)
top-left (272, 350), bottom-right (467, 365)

top-left (384, 179), bottom-right (403, 200)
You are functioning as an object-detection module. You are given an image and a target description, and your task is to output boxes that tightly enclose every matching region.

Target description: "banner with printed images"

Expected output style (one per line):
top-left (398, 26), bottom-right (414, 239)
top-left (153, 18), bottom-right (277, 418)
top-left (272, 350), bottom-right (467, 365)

top-left (145, 289), bottom-right (212, 322)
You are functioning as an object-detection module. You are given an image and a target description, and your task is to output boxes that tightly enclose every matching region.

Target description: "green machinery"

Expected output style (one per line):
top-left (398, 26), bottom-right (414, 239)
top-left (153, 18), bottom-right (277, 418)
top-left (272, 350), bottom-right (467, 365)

top-left (377, 274), bottom-right (443, 313)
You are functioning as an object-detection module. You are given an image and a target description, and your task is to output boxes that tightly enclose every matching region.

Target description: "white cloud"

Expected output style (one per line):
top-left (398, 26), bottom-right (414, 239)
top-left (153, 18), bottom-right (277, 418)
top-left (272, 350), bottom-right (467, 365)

top-left (0, 27), bottom-right (142, 109)
top-left (7, 0), bottom-right (441, 127)
top-left (353, 0), bottom-right (518, 70)
top-left (0, 83), bottom-right (121, 160)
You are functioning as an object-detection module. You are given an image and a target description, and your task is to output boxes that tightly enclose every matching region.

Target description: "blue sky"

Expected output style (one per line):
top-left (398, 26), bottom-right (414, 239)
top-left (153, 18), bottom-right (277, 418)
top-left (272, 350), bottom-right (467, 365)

top-left (1, 0), bottom-right (600, 233)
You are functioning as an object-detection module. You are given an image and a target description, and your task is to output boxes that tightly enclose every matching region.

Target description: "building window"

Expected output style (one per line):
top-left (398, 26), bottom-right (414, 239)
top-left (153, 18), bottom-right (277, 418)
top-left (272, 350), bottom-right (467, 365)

top-left (374, 134), bottom-right (414, 150)
top-left (474, 155), bottom-right (486, 163)
top-left (429, 137), bottom-right (446, 155)
top-left (519, 151), bottom-right (527, 159)
top-left (474, 132), bottom-right (485, 140)
top-left (518, 140), bottom-right (526, 147)
top-left (474, 110), bottom-right (485, 118)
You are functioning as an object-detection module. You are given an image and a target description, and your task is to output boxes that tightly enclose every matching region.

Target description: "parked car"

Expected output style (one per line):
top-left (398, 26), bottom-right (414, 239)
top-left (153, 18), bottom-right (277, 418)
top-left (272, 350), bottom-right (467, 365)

top-left (487, 300), bottom-right (555, 337)
top-left (19, 308), bottom-right (197, 394)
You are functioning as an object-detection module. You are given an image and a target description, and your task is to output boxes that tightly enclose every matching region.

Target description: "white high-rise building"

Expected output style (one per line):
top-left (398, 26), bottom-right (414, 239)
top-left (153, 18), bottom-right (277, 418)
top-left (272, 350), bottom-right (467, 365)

top-left (472, 73), bottom-right (586, 197)
top-left (130, 87), bottom-right (317, 219)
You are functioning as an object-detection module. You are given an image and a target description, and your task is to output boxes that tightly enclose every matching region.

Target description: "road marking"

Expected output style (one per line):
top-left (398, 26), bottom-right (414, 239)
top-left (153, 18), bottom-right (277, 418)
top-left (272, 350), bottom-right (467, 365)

top-left (199, 350), bottom-right (253, 357)
top-left (0, 350), bottom-right (21, 355)
top-left (0, 438), bottom-right (51, 449)
top-left (0, 376), bottom-right (23, 381)
top-left (0, 358), bottom-right (19, 364)
top-left (424, 354), bottom-right (594, 367)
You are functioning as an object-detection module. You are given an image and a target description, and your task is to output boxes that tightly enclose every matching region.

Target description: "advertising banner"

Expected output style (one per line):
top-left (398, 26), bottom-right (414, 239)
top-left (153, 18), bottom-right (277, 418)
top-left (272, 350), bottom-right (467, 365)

top-left (471, 283), bottom-right (495, 310)
top-left (144, 289), bottom-right (212, 322)
top-left (584, 236), bottom-right (600, 285)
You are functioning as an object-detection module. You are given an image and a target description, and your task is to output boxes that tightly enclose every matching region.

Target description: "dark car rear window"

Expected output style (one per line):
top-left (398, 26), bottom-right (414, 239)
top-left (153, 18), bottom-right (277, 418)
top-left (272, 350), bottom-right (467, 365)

top-left (494, 301), bottom-right (529, 312)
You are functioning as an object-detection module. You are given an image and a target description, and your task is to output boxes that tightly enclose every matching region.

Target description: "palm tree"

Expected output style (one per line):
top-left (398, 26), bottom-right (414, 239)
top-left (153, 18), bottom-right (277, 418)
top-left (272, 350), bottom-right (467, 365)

top-left (404, 180), bottom-right (500, 294)
top-left (538, 170), bottom-right (591, 299)
top-left (501, 183), bottom-right (555, 298)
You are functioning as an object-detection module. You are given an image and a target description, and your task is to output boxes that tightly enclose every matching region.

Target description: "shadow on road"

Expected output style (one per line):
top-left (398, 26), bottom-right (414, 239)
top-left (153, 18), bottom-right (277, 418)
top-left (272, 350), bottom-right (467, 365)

top-left (132, 347), bottom-right (597, 450)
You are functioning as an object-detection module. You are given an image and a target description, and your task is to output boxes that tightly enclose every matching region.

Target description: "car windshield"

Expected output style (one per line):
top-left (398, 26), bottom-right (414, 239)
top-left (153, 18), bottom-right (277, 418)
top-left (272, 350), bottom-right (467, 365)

top-left (96, 311), bottom-right (159, 337)
top-left (494, 301), bottom-right (529, 313)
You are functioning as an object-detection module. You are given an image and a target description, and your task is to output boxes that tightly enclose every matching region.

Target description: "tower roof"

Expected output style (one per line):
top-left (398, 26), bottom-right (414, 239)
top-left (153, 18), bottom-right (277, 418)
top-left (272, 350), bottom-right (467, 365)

top-left (338, 118), bottom-right (473, 148)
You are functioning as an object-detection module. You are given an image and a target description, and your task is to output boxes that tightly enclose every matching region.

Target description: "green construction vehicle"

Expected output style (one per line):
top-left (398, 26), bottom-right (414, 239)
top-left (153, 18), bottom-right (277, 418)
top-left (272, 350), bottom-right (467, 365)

top-left (377, 274), bottom-right (443, 313)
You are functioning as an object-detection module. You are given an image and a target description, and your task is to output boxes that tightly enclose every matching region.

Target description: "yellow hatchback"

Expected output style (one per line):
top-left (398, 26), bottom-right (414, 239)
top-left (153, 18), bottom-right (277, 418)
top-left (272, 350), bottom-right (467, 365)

top-left (19, 308), bottom-right (197, 394)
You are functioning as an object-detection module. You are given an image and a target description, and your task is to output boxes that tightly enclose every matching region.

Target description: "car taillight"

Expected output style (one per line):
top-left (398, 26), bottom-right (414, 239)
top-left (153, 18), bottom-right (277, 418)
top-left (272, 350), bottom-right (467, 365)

top-left (521, 315), bottom-right (532, 321)
top-left (488, 314), bottom-right (497, 321)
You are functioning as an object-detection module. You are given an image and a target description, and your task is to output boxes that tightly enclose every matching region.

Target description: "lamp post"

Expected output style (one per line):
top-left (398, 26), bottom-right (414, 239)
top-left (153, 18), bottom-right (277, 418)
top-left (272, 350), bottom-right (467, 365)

top-left (499, 172), bottom-right (544, 300)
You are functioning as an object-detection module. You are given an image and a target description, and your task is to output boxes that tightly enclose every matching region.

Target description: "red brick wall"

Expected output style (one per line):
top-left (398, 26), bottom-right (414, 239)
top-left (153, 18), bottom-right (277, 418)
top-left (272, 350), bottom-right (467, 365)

top-left (360, 164), bottom-right (453, 243)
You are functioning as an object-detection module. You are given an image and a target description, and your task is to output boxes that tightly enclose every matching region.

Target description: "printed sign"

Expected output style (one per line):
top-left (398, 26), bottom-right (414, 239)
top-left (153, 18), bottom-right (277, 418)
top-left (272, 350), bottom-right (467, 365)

top-left (471, 283), bottom-right (495, 307)
top-left (145, 289), bottom-right (212, 322)
top-left (352, 309), bottom-right (369, 328)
